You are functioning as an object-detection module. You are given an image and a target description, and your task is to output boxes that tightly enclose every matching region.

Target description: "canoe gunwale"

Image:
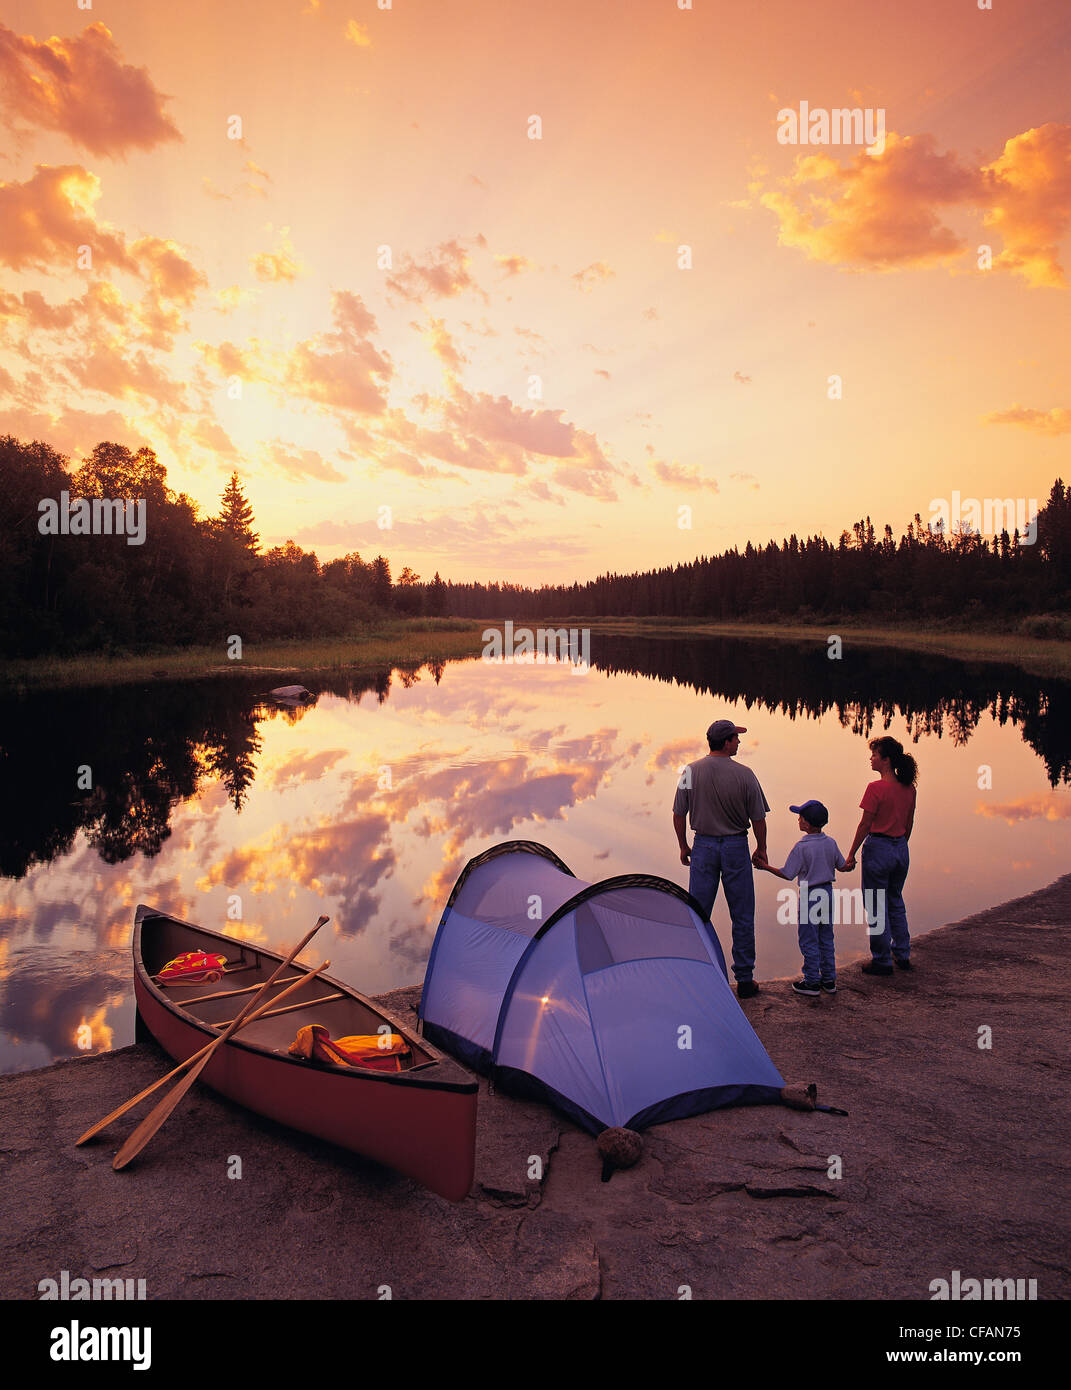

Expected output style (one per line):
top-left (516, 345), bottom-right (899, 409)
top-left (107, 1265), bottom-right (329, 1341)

top-left (133, 905), bottom-right (478, 1096)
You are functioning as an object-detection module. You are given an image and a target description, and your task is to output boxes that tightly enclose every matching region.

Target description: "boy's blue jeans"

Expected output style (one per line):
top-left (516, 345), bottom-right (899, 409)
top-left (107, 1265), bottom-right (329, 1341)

top-left (861, 834), bottom-right (911, 967)
top-left (688, 832), bottom-right (755, 982)
top-left (798, 881), bottom-right (835, 984)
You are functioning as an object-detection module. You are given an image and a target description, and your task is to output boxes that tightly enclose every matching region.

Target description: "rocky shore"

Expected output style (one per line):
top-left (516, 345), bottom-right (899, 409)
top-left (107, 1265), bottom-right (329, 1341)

top-left (2, 874), bottom-right (1068, 1300)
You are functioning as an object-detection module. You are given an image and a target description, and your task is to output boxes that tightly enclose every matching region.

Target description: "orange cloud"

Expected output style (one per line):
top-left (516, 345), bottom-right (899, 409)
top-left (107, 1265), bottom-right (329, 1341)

top-left (572, 260), bottom-right (615, 291)
top-left (261, 439), bottom-right (346, 483)
top-left (66, 339), bottom-right (188, 408)
top-left (760, 123), bottom-right (1071, 287)
top-left (981, 124), bottom-right (1071, 289)
top-left (0, 21), bottom-right (181, 157)
top-left (282, 290), bottom-right (392, 414)
top-left (423, 316), bottom-right (468, 376)
top-left (250, 227), bottom-right (303, 283)
top-left (0, 165), bottom-right (137, 274)
top-left (495, 253), bottom-right (539, 277)
top-left (984, 405), bottom-right (1071, 435)
top-left (760, 132), bottom-right (978, 271)
top-left (652, 460), bottom-right (718, 493)
top-left (385, 235), bottom-right (489, 303)
top-left (192, 417), bottom-right (237, 456)
top-left (976, 794), bottom-right (1071, 825)
top-left (343, 20), bottom-right (372, 48)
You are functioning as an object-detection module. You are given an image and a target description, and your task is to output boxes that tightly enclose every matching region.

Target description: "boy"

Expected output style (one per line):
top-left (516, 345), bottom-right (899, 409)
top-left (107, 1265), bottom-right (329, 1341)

top-left (758, 799), bottom-right (849, 997)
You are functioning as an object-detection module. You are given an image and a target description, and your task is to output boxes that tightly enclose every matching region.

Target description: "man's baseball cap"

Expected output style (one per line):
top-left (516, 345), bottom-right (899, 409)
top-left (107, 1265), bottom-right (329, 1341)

top-left (707, 719), bottom-right (747, 742)
top-left (790, 799), bottom-right (829, 827)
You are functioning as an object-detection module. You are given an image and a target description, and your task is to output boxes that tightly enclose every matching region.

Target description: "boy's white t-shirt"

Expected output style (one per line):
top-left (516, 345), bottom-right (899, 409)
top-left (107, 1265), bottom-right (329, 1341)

top-left (779, 831), bottom-right (847, 887)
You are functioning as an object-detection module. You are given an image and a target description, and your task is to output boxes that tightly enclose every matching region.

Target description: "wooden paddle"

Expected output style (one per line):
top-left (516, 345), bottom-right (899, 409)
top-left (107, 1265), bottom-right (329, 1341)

top-left (112, 954), bottom-right (331, 1171)
top-left (76, 914), bottom-right (328, 1150)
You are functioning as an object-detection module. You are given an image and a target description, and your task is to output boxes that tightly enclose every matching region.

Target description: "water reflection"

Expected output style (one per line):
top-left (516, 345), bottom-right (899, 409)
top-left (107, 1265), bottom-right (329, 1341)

top-left (1, 636), bottom-right (1068, 1071)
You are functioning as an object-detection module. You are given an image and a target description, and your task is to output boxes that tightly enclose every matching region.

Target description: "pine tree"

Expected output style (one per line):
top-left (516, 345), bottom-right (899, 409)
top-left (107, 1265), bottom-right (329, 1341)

top-left (217, 473), bottom-right (259, 553)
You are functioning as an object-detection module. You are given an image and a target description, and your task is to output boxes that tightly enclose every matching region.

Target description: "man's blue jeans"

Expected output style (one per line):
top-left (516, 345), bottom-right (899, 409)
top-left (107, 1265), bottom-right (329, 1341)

top-left (688, 833), bottom-right (755, 982)
top-left (861, 834), bottom-right (910, 967)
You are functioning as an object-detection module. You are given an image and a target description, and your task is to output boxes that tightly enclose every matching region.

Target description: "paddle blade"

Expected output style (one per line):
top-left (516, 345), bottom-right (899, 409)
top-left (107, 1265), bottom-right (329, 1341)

top-left (112, 1052), bottom-right (212, 1170)
top-left (75, 1050), bottom-right (203, 1145)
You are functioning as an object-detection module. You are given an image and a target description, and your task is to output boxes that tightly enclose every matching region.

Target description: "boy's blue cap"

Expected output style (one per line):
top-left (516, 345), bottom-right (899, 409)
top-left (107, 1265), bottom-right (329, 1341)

top-left (790, 799), bottom-right (828, 827)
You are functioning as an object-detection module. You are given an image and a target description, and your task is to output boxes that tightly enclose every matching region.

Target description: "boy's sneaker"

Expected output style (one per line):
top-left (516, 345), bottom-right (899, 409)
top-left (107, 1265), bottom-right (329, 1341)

top-left (736, 980), bottom-right (760, 999)
top-left (791, 979), bottom-right (820, 996)
top-left (820, 979), bottom-right (837, 994)
top-left (861, 961), bottom-right (894, 977)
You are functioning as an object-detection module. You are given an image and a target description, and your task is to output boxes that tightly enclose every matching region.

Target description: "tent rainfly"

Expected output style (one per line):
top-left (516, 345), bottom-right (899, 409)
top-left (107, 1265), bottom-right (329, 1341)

top-left (419, 841), bottom-right (785, 1133)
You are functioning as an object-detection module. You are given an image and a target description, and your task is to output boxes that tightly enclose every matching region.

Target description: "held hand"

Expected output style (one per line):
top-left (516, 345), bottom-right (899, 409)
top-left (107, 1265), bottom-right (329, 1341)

top-left (680, 845), bottom-right (691, 866)
top-left (843, 856), bottom-right (856, 872)
top-left (751, 849), bottom-right (768, 869)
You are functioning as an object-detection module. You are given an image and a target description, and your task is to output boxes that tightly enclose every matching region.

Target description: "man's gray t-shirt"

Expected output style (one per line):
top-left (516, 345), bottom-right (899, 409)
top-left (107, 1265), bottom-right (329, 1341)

top-left (673, 755), bottom-right (770, 835)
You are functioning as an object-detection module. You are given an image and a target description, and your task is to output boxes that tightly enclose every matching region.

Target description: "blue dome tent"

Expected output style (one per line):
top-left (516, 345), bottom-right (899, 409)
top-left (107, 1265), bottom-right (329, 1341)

top-left (420, 841), bottom-right (785, 1133)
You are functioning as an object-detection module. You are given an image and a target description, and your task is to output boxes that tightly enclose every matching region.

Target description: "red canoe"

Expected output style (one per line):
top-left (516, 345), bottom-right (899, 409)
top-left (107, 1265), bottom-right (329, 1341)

top-left (132, 905), bottom-right (477, 1201)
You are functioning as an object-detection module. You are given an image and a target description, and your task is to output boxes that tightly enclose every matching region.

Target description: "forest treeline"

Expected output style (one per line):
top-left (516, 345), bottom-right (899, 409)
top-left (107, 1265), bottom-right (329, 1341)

top-left (2, 433), bottom-right (1070, 657)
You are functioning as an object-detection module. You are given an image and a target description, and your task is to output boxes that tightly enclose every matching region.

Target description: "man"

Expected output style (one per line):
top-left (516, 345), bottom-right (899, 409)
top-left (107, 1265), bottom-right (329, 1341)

top-left (672, 718), bottom-right (771, 998)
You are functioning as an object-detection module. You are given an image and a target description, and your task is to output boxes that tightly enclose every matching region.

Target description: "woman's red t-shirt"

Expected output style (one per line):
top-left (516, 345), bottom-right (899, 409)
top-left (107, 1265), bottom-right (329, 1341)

top-left (861, 778), bottom-right (916, 836)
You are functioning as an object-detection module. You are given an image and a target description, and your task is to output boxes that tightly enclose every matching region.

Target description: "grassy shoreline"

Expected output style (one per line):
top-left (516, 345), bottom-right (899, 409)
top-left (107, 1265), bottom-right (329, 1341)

top-left (3, 615), bottom-right (1069, 692)
top-left (582, 617), bottom-right (1071, 680)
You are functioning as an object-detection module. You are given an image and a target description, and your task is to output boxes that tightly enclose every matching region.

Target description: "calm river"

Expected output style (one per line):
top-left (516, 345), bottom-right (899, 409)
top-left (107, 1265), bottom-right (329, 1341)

top-left (2, 633), bottom-right (1069, 1071)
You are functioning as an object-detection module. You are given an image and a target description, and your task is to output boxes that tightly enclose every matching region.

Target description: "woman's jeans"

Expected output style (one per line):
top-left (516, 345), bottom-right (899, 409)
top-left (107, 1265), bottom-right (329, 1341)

top-left (861, 834), bottom-right (910, 966)
top-left (688, 832), bottom-right (755, 982)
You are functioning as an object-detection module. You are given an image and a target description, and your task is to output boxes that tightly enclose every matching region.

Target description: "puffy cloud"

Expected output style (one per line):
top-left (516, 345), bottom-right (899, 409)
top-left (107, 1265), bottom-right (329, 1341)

top-left (343, 20), bottom-right (372, 48)
top-left (385, 235), bottom-right (489, 303)
top-left (572, 260), bottom-right (615, 291)
top-left (250, 227), bottom-right (303, 283)
top-left (495, 253), bottom-right (539, 277)
top-left (282, 290), bottom-right (392, 415)
top-left (981, 124), bottom-right (1071, 288)
top-left (195, 339), bottom-right (259, 379)
top-left (652, 460), bottom-right (718, 492)
top-left (760, 132), bottom-right (979, 271)
top-left (423, 316), bottom-right (468, 376)
top-left (976, 794), bottom-right (1071, 825)
top-left (191, 417), bottom-right (237, 456)
top-left (0, 403), bottom-right (154, 458)
top-left (983, 405), bottom-right (1071, 435)
top-left (759, 122), bottom-right (1071, 287)
top-left (132, 235), bottom-right (206, 305)
top-left (0, 164), bottom-right (137, 274)
top-left (261, 439), bottom-right (346, 482)
top-left (0, 21), bottom-right (181, 157)
top-left (66, 339), bottom-right (188, 408)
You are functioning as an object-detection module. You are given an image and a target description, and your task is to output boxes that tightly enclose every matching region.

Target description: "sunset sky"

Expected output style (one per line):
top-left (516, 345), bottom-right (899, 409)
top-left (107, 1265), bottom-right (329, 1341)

top-left (2, 0), bottom-right (1070, 582)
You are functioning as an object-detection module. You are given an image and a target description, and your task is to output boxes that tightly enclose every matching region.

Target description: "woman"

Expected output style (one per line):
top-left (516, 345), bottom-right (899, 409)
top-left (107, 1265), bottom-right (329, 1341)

top-left (843, 736), bottom-right (918, 976)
